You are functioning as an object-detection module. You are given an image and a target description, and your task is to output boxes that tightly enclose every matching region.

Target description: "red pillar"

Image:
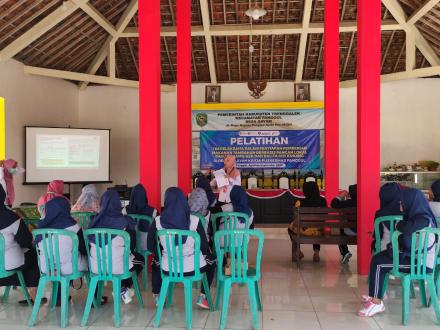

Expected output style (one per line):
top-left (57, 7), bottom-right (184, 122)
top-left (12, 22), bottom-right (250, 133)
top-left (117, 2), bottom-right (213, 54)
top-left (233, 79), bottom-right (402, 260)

top-left (176, 0), bottom-right (193, 195)
top-left (357, 0), bottom-right (381, 275)
top-left (324, 0), bottom-right (339, 202)
top-left (138, 0), bottom-right (161, 209)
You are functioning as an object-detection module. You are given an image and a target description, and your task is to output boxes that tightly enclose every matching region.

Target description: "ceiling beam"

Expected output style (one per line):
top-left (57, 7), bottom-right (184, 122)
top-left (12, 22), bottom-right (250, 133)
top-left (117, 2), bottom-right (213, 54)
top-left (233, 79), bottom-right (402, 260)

top-left (407, 0), bottom-right (440, 26)
top-left (406, 32), bottom-right (416, 71)
top-left (295, 0), bottom-right (313, 82)
top-left (71, 0), bottom-right (117, 36)
top-left (200, 0), bottom-right (217, 84)
top-left (0, 0), bottom-right (87, 61)
top-left (340, 65), bottom-right (440, 87)
top-left (79, 0), bottom-right (138, 89)
top-left (382, 0), bottom-right (440, 66)
top-left (121, 20), bottom-right (401, 38)
top-left (23, 65), bottom-right (175, 91)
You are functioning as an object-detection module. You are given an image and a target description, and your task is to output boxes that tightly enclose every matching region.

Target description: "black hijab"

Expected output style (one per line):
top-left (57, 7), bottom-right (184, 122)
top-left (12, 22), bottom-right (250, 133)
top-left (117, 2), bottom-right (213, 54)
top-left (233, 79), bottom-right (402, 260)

top-left (431, 179), bottom-right (440, 202)
top-left (196, 176), bottom-right (216, 206)
top-left (302, 181), bottom-right (321, 205)
top-left (0, 185), bottom-right (20, 230)
top-left (160, 187), bottom-right (191, 243)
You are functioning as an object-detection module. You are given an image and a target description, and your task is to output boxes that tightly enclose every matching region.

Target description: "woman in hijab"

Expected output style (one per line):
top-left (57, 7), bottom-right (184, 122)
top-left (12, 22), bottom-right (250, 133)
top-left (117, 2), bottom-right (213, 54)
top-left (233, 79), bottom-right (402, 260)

top-left (372, 183), bottom-right (403, 252)
top-left (125, 184), bottom-right (158, 251)
top-left (0, 185), bottom-right (40, 304)
top-left (196, 176), bottom-right (216, 209)
top-left (331, 184), bottom-right (357, 264)
top-left (0, 158), bottom-right (25, 207)
top-left (429, 179), bottom-right (440, 218)
top-left (358, 188), bottom-right (437, 317)
top-left (88, 190), bottom-right (144, 304)
top-left (220, 185), bottom-right (254, 230)
top-left (189, 187), bottom-right (210, 238)
top-left (289, 181), bottom-right (327, 262)
top-left (36, 197), bottom-right (88, 275)
top-left (71, 184), bottom-right (100, 213)
top-left (147, 187), bottom-right (216, 310)
top-left (37, 180), bottom-right (68, 217)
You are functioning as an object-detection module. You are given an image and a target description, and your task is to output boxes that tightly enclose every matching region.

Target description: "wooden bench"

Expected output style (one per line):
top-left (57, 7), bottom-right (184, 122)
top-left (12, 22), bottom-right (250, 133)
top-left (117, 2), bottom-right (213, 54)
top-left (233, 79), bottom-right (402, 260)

top-left (288, 207), bottom-right (357, 264)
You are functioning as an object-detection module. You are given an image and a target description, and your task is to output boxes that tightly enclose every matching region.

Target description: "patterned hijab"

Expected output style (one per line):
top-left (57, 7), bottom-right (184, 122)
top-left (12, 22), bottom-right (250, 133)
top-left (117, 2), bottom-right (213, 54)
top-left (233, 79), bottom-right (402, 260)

top-left (72, 184), bottom-right (99, 212)
top-left (188, 188), bottom-right (209, 216)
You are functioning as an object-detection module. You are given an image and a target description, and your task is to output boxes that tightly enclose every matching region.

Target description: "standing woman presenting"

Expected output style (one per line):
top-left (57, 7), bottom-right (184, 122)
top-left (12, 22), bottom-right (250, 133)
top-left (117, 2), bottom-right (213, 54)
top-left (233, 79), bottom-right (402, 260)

top-left (0, 159), bottom-right (25, 207)
top-left (214, 155), bottom-right (241, 204)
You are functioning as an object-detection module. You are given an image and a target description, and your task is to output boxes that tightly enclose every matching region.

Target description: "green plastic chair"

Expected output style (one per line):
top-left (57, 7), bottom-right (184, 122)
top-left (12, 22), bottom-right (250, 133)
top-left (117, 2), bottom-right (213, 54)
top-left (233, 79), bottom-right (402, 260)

top-left (214, 229), bottom-right (264, 330)
top-left (434, 217), bottom-right (440, 298)
top-left (373, 215), bottom-right (403, 255)
top-left (390, 228), bottom-right (440, 325)
top-left (71, 211), bottom-right (96, 229)
top-left (29, 229), bottom-right (88, 328)
top-left (128, 213), bottom-right (153, 290)
top-left (210, 212), bottom-right (250, 235)
top-left (153, 229), bottom-right (214, 329)
top-left (0, 233), bottom-right (31, 306)
top-left (81, 228), bottom-right (144, 328)
top-left (190, 212), bottom-right (207, 233)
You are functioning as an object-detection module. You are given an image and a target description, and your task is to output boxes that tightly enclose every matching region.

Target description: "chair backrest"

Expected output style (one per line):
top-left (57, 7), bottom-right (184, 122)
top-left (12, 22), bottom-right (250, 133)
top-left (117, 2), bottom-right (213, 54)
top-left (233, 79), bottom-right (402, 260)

top-left (210, 212), bottom-right (250, 235)
top-left (278, 177), bottom-right (289, 190)
top-left (436, 217), bottom-right (440, 226)
top-left (373, 215), bottom-right (403, 255)
top-left (190, 212), bottom-right (207, 232)
top-left (32, 228), bottom-right (80, 280)
top-left (0, 232), bottom-right (7, 274)
top-left (71, 212), bottom-right (96, 229)
top-left (156, 229), bottom-right (202, 280)
top-left (392, 228), bottom-right (440, 279)
top-left (83, 228), bottom-right (130, 279)
top-left (214, 229), bottom-right (264, 281)
top-left (247, 177), bottom-right (258, 189)
top-left (127, 214), bottom-right (154, 252)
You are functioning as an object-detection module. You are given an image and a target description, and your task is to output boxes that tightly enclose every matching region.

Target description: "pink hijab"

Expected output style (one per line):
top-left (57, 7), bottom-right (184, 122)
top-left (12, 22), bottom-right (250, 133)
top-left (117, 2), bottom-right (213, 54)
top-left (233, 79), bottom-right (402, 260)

top-left (3, 159), bottom-right (17, 206)
top-left (37, 180), bottom-right (67, 212)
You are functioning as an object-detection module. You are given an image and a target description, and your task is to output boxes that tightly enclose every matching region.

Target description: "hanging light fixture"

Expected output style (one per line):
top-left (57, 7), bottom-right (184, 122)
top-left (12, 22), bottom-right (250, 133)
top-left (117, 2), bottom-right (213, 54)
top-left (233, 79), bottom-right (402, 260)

top-left (245, 7), bottom-right (267, 21)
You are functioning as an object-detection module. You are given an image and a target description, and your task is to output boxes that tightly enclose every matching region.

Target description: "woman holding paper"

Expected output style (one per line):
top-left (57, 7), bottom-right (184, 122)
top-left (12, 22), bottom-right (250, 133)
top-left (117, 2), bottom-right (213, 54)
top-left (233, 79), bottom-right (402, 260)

top-left (0, 158), bottom-right (25, 207)
top-left (214, 155), bottom-right (241, 204)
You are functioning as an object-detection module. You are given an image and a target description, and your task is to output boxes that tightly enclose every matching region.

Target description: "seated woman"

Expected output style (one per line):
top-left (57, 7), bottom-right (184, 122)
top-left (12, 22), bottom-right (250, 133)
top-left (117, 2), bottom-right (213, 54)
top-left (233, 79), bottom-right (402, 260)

top-left (372, 183), bottom-right (402, 252)
top-left (188, 187), bottom-right (210, 238)
top-left (35, 197), bottom-right (88, 276)
top-left (0, 185), bottom-right (40, 305)
top-left (429, 179), bottom-right (440, 218)
top-left (147, 187), bottom-right (216, 310)
top-left (71, 184), bottom-right (100, 213)
top-left (88, 190), bottom-right (144, 304)
top-left (125, 183), bottom-right (157, 251)
top-left (331, 184), bottom-right (357, 264)
top-left (358, 188), bottom-right (437, 317)
top-left (219, 185), bottom-right (254, 230)
top-left (196, 176), bottom-right (217, 209)
top-left (37, 180), bottom-right (69, 217)
top-left (289, 181), bottom-right (327, 263)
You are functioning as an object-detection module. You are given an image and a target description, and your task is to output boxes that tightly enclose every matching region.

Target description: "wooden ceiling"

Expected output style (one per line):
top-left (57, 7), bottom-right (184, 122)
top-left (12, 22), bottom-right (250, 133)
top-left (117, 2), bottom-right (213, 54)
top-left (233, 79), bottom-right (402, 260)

top-left (0, 0), bottom-right (439, 87)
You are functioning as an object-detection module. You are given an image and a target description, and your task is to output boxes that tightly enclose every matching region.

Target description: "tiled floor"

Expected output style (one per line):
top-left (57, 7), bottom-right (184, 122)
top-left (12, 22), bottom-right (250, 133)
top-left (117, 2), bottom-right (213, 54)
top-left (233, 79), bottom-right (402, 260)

top-left (2, 238), bottom-right (439, 329)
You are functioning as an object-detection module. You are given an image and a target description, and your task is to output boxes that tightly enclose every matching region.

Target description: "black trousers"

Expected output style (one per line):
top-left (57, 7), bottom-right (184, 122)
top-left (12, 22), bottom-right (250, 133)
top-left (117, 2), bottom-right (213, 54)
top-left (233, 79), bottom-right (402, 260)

top-left (0, 248), bottom-right (40, 287)
top-left (121, 252), bottom-right (144, 288)
top-left (368, 250), bottom-right (415, 299)
top-left (151, 259), bottom-right (216, 295)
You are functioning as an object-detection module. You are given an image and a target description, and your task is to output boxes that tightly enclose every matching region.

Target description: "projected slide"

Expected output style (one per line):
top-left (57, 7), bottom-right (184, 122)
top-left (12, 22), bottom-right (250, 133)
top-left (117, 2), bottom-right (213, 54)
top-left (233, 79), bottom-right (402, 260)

top-left (36, 134), bottom-right (100, 169)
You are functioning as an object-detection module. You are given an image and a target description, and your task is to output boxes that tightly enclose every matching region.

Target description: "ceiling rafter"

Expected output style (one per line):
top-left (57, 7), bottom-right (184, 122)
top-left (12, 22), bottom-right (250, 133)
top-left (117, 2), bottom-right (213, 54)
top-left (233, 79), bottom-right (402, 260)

top-left (407, 0), bottom-right (440, 25)
top-left (382, 0), bottom-right (440, 66)
top-left (0, 0), bottom-right (89, 61)
top-left (71, 0), bottom-right (117, 36)
top-left (78, 0), bottom-right (138, 89)
top-left (200, 0), bottom-right (217, 84)
top-left (295, 0), bottom-right (313, 82)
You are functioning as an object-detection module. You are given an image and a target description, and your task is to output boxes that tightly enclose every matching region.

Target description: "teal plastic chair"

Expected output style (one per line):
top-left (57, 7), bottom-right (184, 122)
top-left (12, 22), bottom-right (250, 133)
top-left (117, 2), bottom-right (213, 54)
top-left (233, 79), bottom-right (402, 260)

top-left (434, 217), bottom-right (440, 298)
top-left (71, 211), bottom-right (96, 229)
top-left (390, 228), bottom-right (440, 325)
top-left (29, 229), bottom-right (87, 328)
top-left (373, 216), bottom-right (403, 255)
top-left (0, 233), bottom-right (31, 306)
top-left (81, 228), bottom-right (144, 328)
top-left (153, 229), bottom-right (214, 329)
top-left (214, 229), bottom-right (264, 330)
top-left (128, 213), bottom-right (153, 290)
top-left (190, 212), bottom-right (207, 233)
top-left (210, 212), bottom-right (250, 235)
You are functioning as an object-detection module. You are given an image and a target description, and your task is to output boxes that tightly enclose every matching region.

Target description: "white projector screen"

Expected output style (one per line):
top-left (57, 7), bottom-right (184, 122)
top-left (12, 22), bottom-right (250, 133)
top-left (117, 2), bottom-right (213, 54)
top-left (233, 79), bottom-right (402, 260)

top-left (25, 127), bottom-right (110, 183)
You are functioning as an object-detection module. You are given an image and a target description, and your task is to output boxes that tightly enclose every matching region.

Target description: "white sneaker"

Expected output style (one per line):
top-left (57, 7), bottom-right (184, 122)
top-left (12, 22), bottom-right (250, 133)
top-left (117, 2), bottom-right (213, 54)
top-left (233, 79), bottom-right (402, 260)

top-left (126, 287), bottom-right (135, 299)
top-left (358, 301), bottom-right (385, 317)
top-left (120, 288), bottom-right (132, 304)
